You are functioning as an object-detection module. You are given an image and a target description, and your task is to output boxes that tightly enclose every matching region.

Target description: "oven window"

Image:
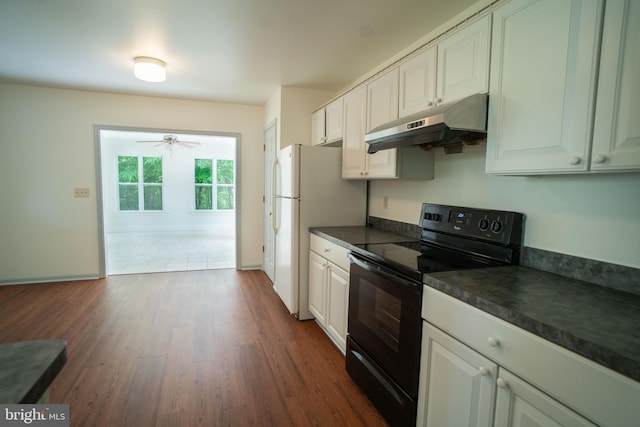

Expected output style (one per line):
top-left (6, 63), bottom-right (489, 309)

top-left (358, 280), bottom-right (401, 352)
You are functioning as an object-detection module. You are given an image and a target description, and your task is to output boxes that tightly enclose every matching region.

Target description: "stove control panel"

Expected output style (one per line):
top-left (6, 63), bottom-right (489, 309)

top-left (420, 203), bottom-right (524, 245)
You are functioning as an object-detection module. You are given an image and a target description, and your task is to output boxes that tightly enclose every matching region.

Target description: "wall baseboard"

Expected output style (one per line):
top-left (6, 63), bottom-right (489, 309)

top-left (0, 274), bottom-right (101, 287)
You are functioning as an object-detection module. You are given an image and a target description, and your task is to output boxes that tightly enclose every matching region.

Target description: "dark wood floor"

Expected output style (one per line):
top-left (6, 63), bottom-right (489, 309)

top-left (0, 269), bottom-right (388, 427)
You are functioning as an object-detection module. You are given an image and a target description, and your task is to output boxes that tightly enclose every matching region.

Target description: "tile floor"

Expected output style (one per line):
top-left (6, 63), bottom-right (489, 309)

top-left (107, 230), bottom-right (236, 275)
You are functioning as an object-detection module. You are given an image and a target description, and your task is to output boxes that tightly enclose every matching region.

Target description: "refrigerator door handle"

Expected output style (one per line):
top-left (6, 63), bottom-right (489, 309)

top-left (271, 158), bottom-right (279, 234)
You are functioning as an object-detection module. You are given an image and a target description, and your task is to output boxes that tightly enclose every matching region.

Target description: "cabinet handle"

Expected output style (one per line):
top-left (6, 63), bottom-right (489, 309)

top-left (427, 101), bottom-right (434, 107)
top-left (487, 336), bottom-right (500, 347)
top-left (323, 248), bottom-right (330, 253)
top-left (435, 97), bottom-right (442, 104)
top-left (479, 367), bottom-right (490, 377)
top-left (568, 156), bottom-right (581, 165)
top-left (592, 154), bottom-right (607, 164)
top-left (497, 377), bottom-right (509, 389)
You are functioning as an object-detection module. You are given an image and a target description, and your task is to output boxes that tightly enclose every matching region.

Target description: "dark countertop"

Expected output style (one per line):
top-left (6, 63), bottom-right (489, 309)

top-left (0, 339), bottom-right (67, 403)
top-left (310, 226), bottom-right (417, 247)
top-left (310, 226), bottom-right (640, 382)
top-left (424, 267), bottom-right (640, 382)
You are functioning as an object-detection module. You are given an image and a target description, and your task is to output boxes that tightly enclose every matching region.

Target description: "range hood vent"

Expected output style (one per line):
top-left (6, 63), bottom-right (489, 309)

top-left (365, 93), bottom-right (488, 154)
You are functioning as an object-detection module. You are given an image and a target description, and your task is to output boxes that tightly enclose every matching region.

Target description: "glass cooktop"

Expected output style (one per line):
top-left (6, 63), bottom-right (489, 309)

top-left (353, 241), bottom-right (498, 281)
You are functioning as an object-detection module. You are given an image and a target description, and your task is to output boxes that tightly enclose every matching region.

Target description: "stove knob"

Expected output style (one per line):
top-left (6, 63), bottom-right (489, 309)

top-left (479, 218), bottom-right (490, 231)
top-left (491, 220), bottom-right (503, 233)
top-left (433, 213), bottom-right (441, 221)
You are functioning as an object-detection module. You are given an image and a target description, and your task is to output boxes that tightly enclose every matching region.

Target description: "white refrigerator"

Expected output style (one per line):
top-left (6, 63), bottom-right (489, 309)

top-left (272, 144), bottom-right (367, 320)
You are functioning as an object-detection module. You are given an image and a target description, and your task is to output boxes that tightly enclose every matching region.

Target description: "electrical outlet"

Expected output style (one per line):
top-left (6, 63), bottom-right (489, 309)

top-left (383, 196), bottom-right (388, 209)
top-left (74, 188), bottom-right (90, 198)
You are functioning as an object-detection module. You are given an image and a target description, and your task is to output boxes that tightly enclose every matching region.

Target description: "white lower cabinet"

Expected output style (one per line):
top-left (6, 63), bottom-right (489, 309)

top-left (417, 322), bottom-right (497, 427)
top-left (308, 234), bottom-right (350, 352)
top-left (324, 263), bottom-right (349, 349)
top-left (419, 321), bottom-right (599, 427)
top-left (494, 368), bottom-right (596, 427)
top-left (418, 286), bottom-right (640, 427)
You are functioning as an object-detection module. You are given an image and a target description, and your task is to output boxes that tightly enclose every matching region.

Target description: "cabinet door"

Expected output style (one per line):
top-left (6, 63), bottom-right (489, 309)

top-left (326, 263), bottom-right (349, 352)
top-left (366, 68), bottom-right (399, 178)
top-left (495, 369), bottom-right (597, 427)
top-left (342, 86), bottom-right (368, 179)
top-left (308, 251), bottom-right (327, 325)
top-left (437, 14), bottom-right (491, 105)
top-left (325, 98), bottom-right (344, 143)
top-left (367, 67), bottom-right (399, 132)
top-left (366, 149), bottom-right (398, 179)
top-left (486, 0), bottom-right (603, 174)
top-left (311, 109), bottom-right (326, 146)
top-left (417, 322), bottom-right (497, 427)
top-left (399, 45), bottom-right (437, 117)
top-left (591, 0), bottom-right (640, 171)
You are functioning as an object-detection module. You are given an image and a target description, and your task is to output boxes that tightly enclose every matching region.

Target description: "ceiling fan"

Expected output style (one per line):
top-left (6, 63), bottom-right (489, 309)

top-left (136, 135), bottom-right (202, 151)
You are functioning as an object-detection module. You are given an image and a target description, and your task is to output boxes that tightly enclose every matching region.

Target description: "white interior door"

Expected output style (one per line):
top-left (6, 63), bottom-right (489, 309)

top-left (263, 121), bottom-right (276, 281)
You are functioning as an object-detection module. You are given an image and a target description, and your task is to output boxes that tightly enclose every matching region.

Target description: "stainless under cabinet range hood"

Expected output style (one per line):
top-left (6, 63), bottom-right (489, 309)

top-left (365, 93), bottom-right (488, 154)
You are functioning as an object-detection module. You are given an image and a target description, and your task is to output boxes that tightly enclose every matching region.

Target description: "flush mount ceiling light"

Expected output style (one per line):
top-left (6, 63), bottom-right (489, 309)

top-left (134, 56), bottom-right (166, 82)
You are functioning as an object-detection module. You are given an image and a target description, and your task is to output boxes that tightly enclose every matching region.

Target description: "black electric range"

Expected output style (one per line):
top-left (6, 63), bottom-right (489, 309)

top-left (346, 203), bottom-right (525, 427)
top-left (351, 203), bottom-right (525, 283)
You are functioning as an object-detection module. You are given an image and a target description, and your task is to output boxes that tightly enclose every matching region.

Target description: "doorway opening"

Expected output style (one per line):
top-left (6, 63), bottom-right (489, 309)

top-left (96, 127), bottom-right (239, 275)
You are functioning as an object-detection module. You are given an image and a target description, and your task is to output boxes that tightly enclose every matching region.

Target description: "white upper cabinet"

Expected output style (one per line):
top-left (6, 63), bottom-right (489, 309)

top-left (343, 69), bottom-right (399, 179)
top-left (342, 69), bottom-right (434, 180)
top-left (591, 0), bottom-right (640, 171)
top-left (436, 14), bottom-right (491, 106)
top-left (366, 67), bottom-right (399, 178)
top-left (367, 67), bottom-right (399, 132)
top-left (342, 86), bottom-right (368, 179)
top-left (311, 108), bottom-right (326, 146)
top-left (399, 46), bottom-right (437, 117)
top-left (312, 98), bottom-right (344, 146)
top-left (486, 0), bottom-right (603, 174)
top-left (399, 14), bottom-right (490, 118)
top-left (324, 98), bottom-right (344, 143)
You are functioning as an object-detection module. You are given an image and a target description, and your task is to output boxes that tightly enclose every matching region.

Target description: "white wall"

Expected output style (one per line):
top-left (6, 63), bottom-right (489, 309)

top-left (264, 86), bottom-right (334, 149)
top-left (369, 144), bottom-right (640, 269)
top-left (0, 83), bottom-right (264, 284)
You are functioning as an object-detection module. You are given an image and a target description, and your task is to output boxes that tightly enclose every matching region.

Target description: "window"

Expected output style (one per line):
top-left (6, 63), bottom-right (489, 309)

top-left (118, 156), bottom-right (163, 211)
top-left (195, 158), bottom-right (235, 210)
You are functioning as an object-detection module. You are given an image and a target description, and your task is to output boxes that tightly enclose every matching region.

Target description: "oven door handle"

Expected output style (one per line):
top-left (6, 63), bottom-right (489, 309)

top-left (348, 253), bottom-right (421, 290)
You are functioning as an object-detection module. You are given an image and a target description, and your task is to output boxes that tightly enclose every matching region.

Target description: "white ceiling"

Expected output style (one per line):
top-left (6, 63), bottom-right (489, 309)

top-left (0, 0), bottom-right (477, 105)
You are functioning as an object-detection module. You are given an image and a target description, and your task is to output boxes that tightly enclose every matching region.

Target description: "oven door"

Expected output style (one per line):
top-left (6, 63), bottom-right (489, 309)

top-left (347, 252), bottom-right (422, 396)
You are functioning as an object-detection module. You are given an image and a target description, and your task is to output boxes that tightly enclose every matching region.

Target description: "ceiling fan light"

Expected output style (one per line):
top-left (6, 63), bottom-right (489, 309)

top-left (134, 56), bottom-right (166, 82)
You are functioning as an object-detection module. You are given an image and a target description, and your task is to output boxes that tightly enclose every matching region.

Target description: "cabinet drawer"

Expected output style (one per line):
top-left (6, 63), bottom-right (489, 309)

top-left (310, 234), bottom-right (350, 271)
top-left (422, 286), bottom-right (640, 427)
